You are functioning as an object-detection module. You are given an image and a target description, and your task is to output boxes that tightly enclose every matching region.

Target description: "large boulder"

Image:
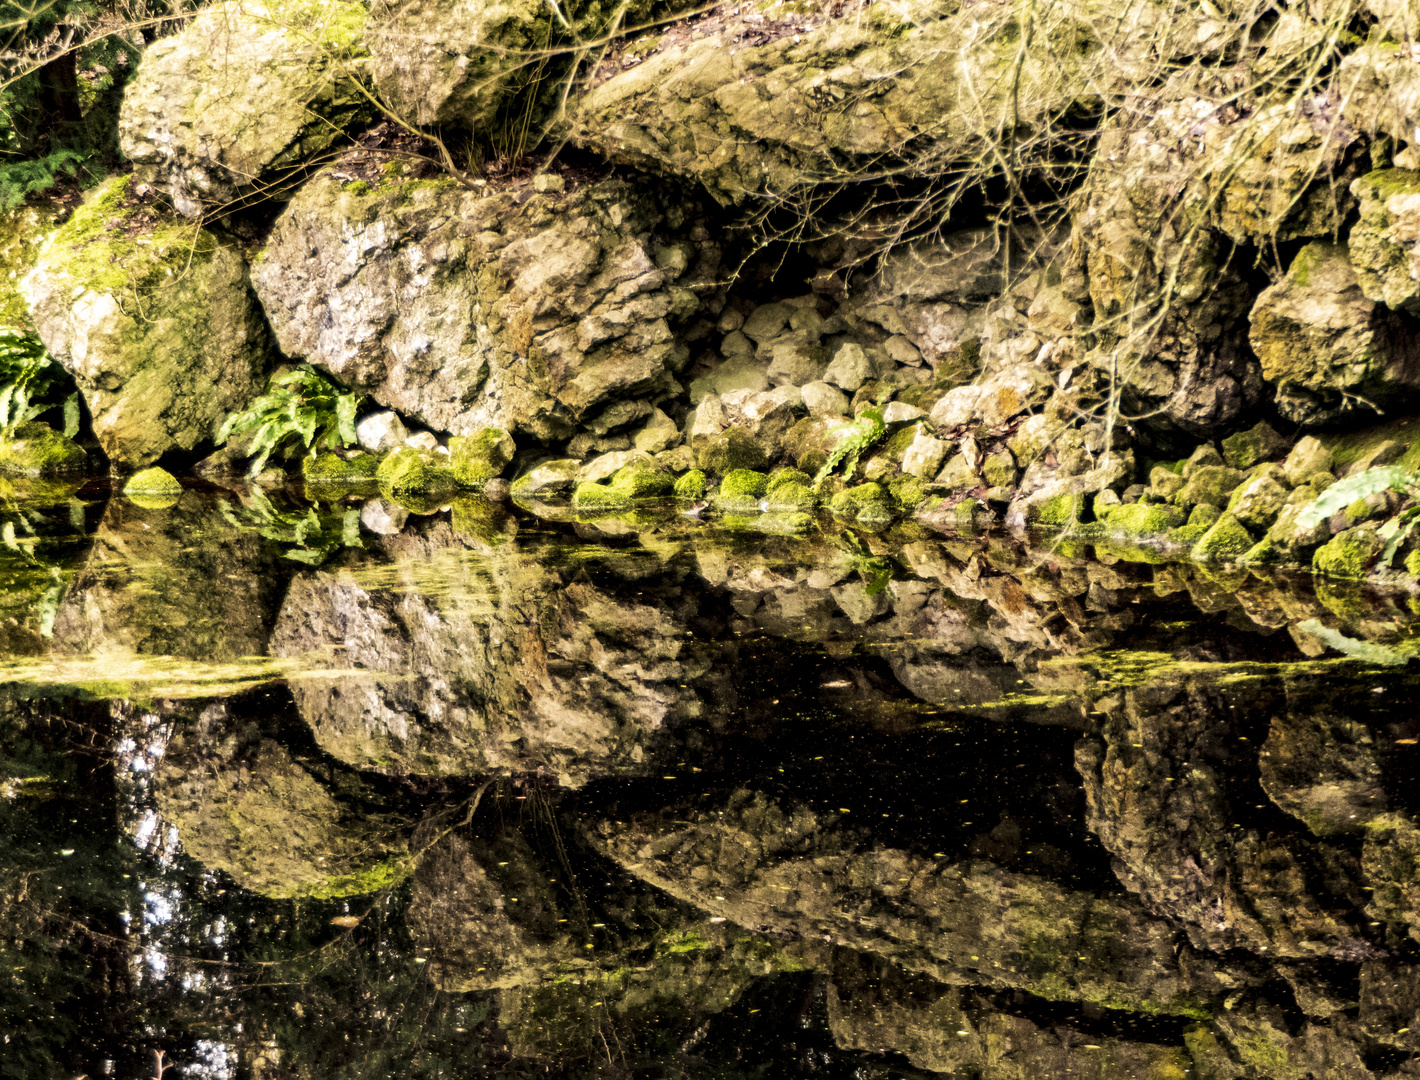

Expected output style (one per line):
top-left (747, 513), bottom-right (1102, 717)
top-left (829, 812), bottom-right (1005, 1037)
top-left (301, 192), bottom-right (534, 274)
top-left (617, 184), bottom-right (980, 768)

top-left (1249, 240), bottom-right (1420, 426)
top-left (119, 0), bottom-right (371, 217)
top-left (20, 176), bottom-right (274, 468)
top-left (251, 162), bottom-right (713, 441)
top-left (1348, 168), bottom-right (1420, 316)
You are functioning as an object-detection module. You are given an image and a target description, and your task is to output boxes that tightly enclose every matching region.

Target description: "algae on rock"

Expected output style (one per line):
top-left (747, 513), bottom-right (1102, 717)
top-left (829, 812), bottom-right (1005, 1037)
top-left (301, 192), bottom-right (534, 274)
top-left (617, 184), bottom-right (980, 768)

top-left (21, 177), bottom-right (273, 468)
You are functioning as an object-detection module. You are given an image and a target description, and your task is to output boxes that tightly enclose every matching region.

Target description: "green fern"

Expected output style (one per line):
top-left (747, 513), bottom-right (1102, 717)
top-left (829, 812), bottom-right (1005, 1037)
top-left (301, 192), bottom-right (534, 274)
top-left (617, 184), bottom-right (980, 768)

top-left (0, 329), bottom-right (78, 438)
top-left (217, 365), bottom-right (363, 478)
top-left (813, 407), bottom-right (887, 487)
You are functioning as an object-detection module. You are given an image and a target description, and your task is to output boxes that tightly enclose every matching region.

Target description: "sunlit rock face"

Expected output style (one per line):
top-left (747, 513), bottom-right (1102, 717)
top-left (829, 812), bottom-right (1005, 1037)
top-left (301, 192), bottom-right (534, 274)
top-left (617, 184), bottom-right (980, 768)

top-left (50, 494), bottom-right (289, 663)
top-left (153, 699), bottom-right (412, 900)
top-left (251, 164), bottom-right (716, 443)
top-left (269, 522), bottom-right (712, 783)
top-left (1076, 673), bottom-right (1376, 960)
top-left (588, 787), bottom-right (1222, 1016)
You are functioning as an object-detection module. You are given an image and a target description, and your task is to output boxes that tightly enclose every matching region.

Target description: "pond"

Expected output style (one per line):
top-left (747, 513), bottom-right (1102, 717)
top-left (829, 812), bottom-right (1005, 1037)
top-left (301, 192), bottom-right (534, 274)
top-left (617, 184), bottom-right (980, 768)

top-left (5, 477), bottom-right (1420, 1079)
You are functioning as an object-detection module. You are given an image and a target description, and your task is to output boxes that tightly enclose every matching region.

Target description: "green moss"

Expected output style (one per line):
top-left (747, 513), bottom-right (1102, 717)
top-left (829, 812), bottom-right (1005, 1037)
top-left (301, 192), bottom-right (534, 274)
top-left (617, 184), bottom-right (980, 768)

top-left (1406, 549), bottom-right (1420, 577)
top-left (674, 469), bottom-right (707, 499)
top-left (124, 466), bottom-right (183, 497)
top-left (1190, 512), bottom-right (1255, 561)
top-left (0, 422), bottom-right (86, 477)
top-left (1173, 465), bottom-right (1245, 509)
top-left (763, 480), bottom-right (816, 511)
top-left (1354, 167), bottom-right (1420, 205)
top-left (1220, 421), bottom-right (1288, 470)
top-left (955, 497), bottom-right (986, 530)
top-left (302, 449), bottom-right (380, 483)
top-left (767, 467), bottom-right (811, 490)
top-left (449, 427), bottom-right (515, 487)
top-left (1288, 240), bottom-right (1328, 287)
top-left (1096, 502), bottom-right (1184, 537)
top-left (697, 428), bottom-right (768, 475)
top-left (302, 855), bottom-right (411, 901)
top-left (881, 421), bottom-right (923, 460)
top-left (889, 475), bottom-right (928, 509)
top-left (341, 180), bottom-right (370, 196)
top-left (1030, 491), bottom-right (1085, 526)
top-left (1312, 527), bottom-right (1384, 580)
top-left (450, 495), bottom-right (508, 541)
top-left (375, 447), bottom-right (458, 497)
top-left (714, 468), bottom-right (769, 511)
top-left (829, 482), bottom-right (894, 523)
top-left (572, 480), bottom-right (631, 512)
top-left (1319, 414), bottom-right (1420, 476)
top-left (1240, 537), bottom-right (1282, 565)
top-left (573, 460), bottom-right (672, 513)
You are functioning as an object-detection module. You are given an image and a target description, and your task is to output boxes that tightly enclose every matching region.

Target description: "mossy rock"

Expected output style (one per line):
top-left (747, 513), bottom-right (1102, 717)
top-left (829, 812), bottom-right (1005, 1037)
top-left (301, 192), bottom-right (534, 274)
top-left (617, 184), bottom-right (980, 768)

top-left (302, 449), bottom-right (381, 484)
top-left (573, 459), bottom-right (673, 513)
top-left (889, 475), bottom-right (929, 510)
top-left (1173, 465), bottom-right (1246, 509)
top-left (124, 465), bottom-right (184, 509)
top-left (767, 467), bottom-right (812, 491)
top-left (375, 447), bottom-right (458, 497)
top-left (1220, 421), bottom-right (1289, 470)
top-left (1240, 537), bottom-right (1283, 566)
top-left (449, 427), bottom-right (515, 487)
top-left (763, 480), bottom-right (817, 511)
top-left (0, 422), bottom-right (87, 477)
top-left (1312, 527), bottom-right (1384, 580)
top-left (829, 482), bottom-right (894, 524)
top-left (1405, 549), bottom-right (1420, 577)
top-left (1190, 512), bottom-right (1256, 562)
top-left (696, 428), bottom-right (768, 475)
top-left (674, 469), bottom-right (707, 499)
top-left (1097, 501), bottom-right (1185, 538)
top-left (1029, 490), bottom-right (1086, 526)
top-left (510, 458), bottom-right (579, 499)
top-left (713, 468), bottom-right (769, 512)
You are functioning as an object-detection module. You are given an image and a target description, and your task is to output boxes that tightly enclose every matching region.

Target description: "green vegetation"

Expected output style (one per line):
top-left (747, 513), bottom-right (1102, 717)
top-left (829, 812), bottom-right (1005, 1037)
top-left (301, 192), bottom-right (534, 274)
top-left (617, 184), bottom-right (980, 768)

top-left (0, 329), bottom-right (76, 438)
top-left (814, 407), bottom-right (886, 487)
top-left (216, 365), bottom-right (363, 478)
top-left (220, 486), bottom-right (363, 565)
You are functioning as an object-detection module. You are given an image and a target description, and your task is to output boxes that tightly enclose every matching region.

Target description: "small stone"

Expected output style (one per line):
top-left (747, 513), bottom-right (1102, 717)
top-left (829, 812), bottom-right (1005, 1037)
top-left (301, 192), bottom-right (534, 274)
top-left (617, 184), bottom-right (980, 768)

top-left (696, 428), bottom-right (768, 475)
top-left (822, 343), bottom-right (873, 392)
top-left (765, 338), bottom-right (826, 386)
top-left (578, 449), bottom-right (655, 486)
top-left (357, 411), bottom-right (409, 454)
top-left (405, 431), bottom-right (439, 453)
top-left (982, 450), bottom-right (1017, 488)
top-left (936, 452), bottom-right (979, 488)
top-left (655, 445), bottom-right (695, 473)
top-left (124, 466), bottom-right (183, 497)
top-left (1313, 525), bottom-right (1384, 579)
top-left (1283, 435), bottom-right (1334, 486)
top-left (801, 380), bottom-right (849, 418)
top-left (531, 173), bottom-right (565, 193)
top-left (1149, 467), bottom-right (1186, 500)
top-left (687, 395), bottom-right (726, 451)
top-left (509, 458), bottom-right (580, 498)
top-left (1345, 439), bottom-right (1407, 477)
top-left (360, 497), bottom-right (408, 535)
top-left (885, 335), bottom-right (922, 366)
top-left (689, 354), bottom-right (769, 403)
top-left (717, 308), bottom-right (745, 333)
top-left (449, 428), bottom-right (515, 487)
top-left (1221, 420), bottom-right (1290, 470)
top-left (741, 302), bottom-right (792, 343)
top-left (633, 407), bottom-right (681, 454)
top-left (1191, 512), bottom-right (1256, 562)
top-left (720, 329), bottom-right (755, 359)
top-left (881, 401), bottom-right (924, 424)
top-left (1227, 473), bottom-right (1290, 531)
top-left (1181, 444), bottom-right (1225, 477)
top-left (902, 432), bottom-right (949, 479)
top-left (1174, 465), bottom-right (1246, 508)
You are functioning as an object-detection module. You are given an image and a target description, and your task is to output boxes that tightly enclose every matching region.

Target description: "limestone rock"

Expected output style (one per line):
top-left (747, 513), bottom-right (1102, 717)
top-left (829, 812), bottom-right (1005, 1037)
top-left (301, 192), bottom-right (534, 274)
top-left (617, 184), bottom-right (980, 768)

top-left (801, 380), bottom-right (849, 418)
top-left (1221, 420), bottom-right (1290, 470)
top-left (929, 368), bottom-right (1045, 433)
top-left (1249, 241), bottom-right (1420, 426)
top-left (901, 432), bottom-right (949, 479)
top-left (509, 458), bottom-right (579, 498)
top-left (1348, 168), bottom-right (1420, 316)
top-left (252, 164), bottom-right (709, 441)
top-left (1284, 436), bottom-right (1334, 486)
top-left (632, 407), bottom-right (680, 454)
top-left (688, 354), bottom-right (767, 403)
top-left (118, 0), bottom-right (371, 216)
top-left (357, 410), bottom-right (409, 453)
top-left (822, 342), bottom-right (873, 392)
top-left (21, 177), bottom-right (273, 468)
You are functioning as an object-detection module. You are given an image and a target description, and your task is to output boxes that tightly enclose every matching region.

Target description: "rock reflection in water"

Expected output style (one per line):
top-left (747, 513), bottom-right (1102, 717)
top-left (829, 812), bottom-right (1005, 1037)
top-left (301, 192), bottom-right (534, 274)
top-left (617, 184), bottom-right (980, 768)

top-left (11, 494), bottom-right (1420, 1076)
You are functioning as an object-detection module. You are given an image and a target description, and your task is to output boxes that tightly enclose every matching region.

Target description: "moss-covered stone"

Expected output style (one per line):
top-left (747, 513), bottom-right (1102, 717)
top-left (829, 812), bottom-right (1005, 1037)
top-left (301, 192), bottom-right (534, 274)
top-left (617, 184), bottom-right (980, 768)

top-left (1030, 491), bottom-right (1086, 526)
top-left (981, 450), bottom-right (1017, 488)
top-left (1188, 502), bottom-right (1222, 528)
top-left (1240, 536), bottom-right (1282, 565)
top-left (697, 428), bottom-right (769, 475)
top-left (713, 468), bottom-right (769, 512)
top-left (1148, 466), bottom-right (1187, 501)
top-left (124, 466), bottom-right (183, 497)
top-left (767, 467), bottom-right (812, 491)
top-left (829, 482), bottom-right (894, 524)
top-left (572, 459), bottom-right (673, 513)
top-left (375, 447), bottom-right (459, 497)
top-left (1190, 512), bottom-right (1255, 561)
top-left (0, 422), bottom-right (86, 477)
top-left (302, 449), bottom-right (381, 484)
top-left (889, 475), bottom-right (929, 510)
top-left (674, 469), bottom-right (707, 499)
top-left (510, 458), bottom-right (579, 499)
top-left (1173, 465), bottom-right (1246, 509)
top-left (1406, 549), bottom-right (1420, 577)
top-left (1220, 421), bottom-right (1289, 470)
top-left (572, 480), bottom-right (631, 512)
top-left (449, 427), bottom-right (515, 487)
top-left (1312, 526), bottom-right (1384, 579)
top-left (1226, 473), bottom-right (1289, 531)
top-left (1097, 502), bottom-right (1185, 537)
top-left (763, 480), bottom-right (817, 511)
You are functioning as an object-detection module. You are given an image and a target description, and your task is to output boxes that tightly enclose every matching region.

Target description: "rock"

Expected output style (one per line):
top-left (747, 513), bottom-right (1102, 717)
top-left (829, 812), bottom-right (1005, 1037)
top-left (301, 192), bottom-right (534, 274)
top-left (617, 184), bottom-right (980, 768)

top-left (829, 482), bottom-right (894, 524)
top-left (632, 407), bottom-right (680, 454)
top-left (124, 466), bottom-right (183, 498)
top-left (1261, 709), bottom-right (1387, 836)
top-left (655, 445), bottom-right (694, 473)
top-left (981, 450), bottom-right (1017, 488)
top-left (118, 0), bottom-right (370, 216)
top-left (449, 428), bottom-right (515, 486)
top-left (1249, 241), bottom-right (1420, 426)
top-left (1174, 465), bottom-right (1246, 509)
top-left (1283, 436), bottom-right (1334, 486)
top-left (0, 422), bottom-right (86, 477)
top-left (1182, 444), bottom-right (1225, 475)
top-left (901, 432), bottom-right (949, 479)
top-left (577, 449), bottom-right (654, 486)
top-left (376, 447), bottom-right (457, 501)
top-left (252, 165), bottom-right (707, 441)
top-left (719, 386), bottom-right (799, 457)
top-left (1149, 467), bottom-right (1187, 500)
top-left (404, 431), bottom-right (440, 453)
top-left (764, 336), bottom-right (827, 387)
top-left (711, 467), bottom-right (769, 512)
top-left (1227, 472), bottom-right (1290, 531)
top-left (696, 428), bottom-right (768, 476)
top-left (688, 354), bottom-right (768, 403)
top-left (673, 469), bottom-right (706, 498)
top-left (357, 410), bottom-right (409, 453)
top-left (740, 303), bottom-right (791, 343)
top-left (1312, 525), bottom-right (1384, 579)
top-left (881, 401), bottom-right (924, 424)
top-left (583, 399), bottom-right (651, 436)
top-left (885, 335), bottom-right (922, 366)
top-left (573, 459), bottom-right (673, 511)
top-left (509, 458), bottom-right (579, 498)
top-left (822, 343), bottom-right (873, 392)
top-left (686, 395), bottom-right (726, 451)
top-left (935, 452), bottom-right (979, 489)
top-left (929, 368), bottom-right (1044, 433)
top-left (1221, 420), bottom-right (1290, 470)
top-left (801, 380), bottom-right (849, 418)
top-left (21, 177), bottom-right (273, 468)
top-left (1191, 512), bottom-right (1255, 560)
top-left (360, 497), bottom-right (409, 535)
top-left (1348, 168), bottom-right (1420, 316)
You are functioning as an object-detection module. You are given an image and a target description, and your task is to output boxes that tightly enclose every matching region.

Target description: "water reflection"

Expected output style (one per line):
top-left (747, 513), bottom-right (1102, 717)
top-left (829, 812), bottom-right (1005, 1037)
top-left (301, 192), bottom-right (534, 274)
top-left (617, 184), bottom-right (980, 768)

top-left (6, 485), bottom-right (1420, 1076)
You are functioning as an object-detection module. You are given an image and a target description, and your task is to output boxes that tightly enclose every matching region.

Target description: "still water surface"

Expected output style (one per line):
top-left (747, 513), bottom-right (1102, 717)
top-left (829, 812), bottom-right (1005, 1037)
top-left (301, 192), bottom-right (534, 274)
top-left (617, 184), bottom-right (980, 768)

top-left (4, 478), bottom-right (1420, 1078)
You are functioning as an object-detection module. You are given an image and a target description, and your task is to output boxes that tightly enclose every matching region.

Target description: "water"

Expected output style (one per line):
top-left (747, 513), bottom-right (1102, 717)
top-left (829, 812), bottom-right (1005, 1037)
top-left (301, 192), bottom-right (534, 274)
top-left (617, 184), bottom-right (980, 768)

top-left (4, 477), bottom-right (1420, 1078)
